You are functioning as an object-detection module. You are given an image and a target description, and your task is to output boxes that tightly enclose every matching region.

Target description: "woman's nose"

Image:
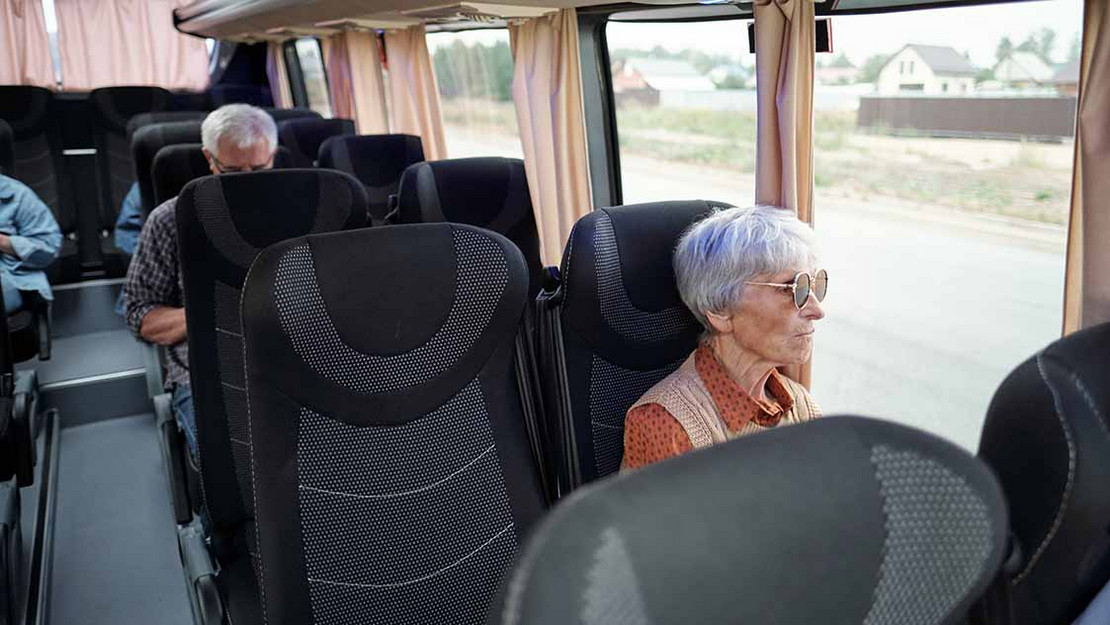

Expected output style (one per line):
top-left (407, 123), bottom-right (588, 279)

top-left (801, 295), bottom-right (825, 320)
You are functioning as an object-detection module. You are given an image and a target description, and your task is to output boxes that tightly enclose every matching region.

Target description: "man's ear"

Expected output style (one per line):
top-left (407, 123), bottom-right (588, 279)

top-left (705, 310), bottom-right (733, 335)
top-left (201, 147), bottom-right (219, 176)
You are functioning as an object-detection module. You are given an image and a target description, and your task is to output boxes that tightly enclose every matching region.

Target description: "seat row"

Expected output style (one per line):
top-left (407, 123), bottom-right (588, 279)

top-left (152, 164), bottom-right (1110, 625)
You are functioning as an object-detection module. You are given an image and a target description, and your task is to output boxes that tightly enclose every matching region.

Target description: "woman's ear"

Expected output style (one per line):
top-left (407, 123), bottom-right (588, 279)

top-left (705, 310), bottom-right (733, 335)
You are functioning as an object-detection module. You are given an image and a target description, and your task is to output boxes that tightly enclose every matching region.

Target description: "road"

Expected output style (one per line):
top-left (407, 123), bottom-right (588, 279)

top-left (448, 131), bottom-right (1068, 451)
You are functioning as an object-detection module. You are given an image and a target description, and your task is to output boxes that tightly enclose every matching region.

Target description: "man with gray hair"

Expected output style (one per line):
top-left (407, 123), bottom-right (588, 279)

top-left (122, 103), bottom-right (277, 461)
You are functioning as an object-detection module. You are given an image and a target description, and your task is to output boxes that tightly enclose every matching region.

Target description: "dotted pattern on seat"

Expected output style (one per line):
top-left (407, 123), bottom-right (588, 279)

top-left (581, 527), bottom-right (650, 625)
top-left (273, 229), bottom-right (508, 394)
top-left (297, 380), bottom-right (519, 624)
top-left (594, 214), bottom-right (695, 344)
top-left (864, 445), bottom-right (994, 625)
top-left (589, 356), bottom-right (685, 477)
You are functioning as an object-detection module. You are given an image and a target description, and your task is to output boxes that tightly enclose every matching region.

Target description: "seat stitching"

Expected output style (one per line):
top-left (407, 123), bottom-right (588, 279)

top-left (298, 445), bottom-right (495, 500)
top-left (1069, 370), bottom-right (1110, 442)
top-left (1014, 354), bottom-right (1077, 585)
top-left (306, 523), bottom-right (514, 590)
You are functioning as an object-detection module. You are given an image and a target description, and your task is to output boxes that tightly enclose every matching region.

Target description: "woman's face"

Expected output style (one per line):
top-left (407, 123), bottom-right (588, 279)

top-left (720, 267), bottom-right (826, 366)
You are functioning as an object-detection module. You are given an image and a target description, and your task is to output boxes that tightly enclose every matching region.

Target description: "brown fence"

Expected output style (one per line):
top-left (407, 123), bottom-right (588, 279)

top-left (857, 96), bottom-right (1077, 141)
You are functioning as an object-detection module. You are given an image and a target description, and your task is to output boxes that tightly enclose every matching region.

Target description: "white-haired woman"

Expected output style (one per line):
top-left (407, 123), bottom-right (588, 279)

top-left (621, 205), bottom-right (827, 472)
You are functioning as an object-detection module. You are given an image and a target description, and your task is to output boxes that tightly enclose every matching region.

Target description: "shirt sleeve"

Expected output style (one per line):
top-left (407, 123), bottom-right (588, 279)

top-left (121, 205), bottom-right (181, 338)
top-left (113, 183), bottom-right (143, 256)
top-left (621, 403), bottom-right (694, 472)
top-left (8, 186), bottom-right (62, 270)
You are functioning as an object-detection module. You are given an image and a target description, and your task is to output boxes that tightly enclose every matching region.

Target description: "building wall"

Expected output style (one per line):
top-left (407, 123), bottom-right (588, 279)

top-left (877, 49), bottom-right (975, 95)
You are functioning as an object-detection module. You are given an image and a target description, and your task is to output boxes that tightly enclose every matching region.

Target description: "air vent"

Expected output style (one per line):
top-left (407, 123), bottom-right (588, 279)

top-left (401, 3), bottom-right (553, 24)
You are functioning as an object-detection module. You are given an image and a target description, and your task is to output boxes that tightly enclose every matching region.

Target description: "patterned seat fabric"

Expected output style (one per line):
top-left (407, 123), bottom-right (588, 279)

top-left (241, 224), bottom-right (546, 625)
top-left (396, 157), bottom-right (544, 298)
top-left (500, 416), bottom-right (1009, 625)
top-left (317, 134), bottom-right (425, 225)
top-left (277, 118), bottom-right (356, 168)
top-left (538, 201), bottom-right (720, 492)
top-left (979, 321), bottom-right (1110, 625)
top-left (175, 169), bottom-right (368, 623)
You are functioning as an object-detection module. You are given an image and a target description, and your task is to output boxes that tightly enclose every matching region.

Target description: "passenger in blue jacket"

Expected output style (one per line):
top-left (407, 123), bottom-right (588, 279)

top-left (0, 175), bottom-right (62, 313)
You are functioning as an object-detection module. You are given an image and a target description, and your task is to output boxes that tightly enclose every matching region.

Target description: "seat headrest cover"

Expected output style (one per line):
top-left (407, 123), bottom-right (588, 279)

top-left (0, 120), bottom-right (13, 176)
top-left (263, 107), bottom-right (323, 123)
top-left (277, 117), bottom-right (356, 167)
top-left (397, 157), bottom-right (527, 228)
top-left (126, 111), bottom-right (208, 141)
top-left (90, 86), bottom-right (174, 132)
top-left (0, 86), bottom-right (53, 137)
top-left (503, 416), bottom-right (1008, 625)
top-left (979, 321), bottom-right (1110, 624)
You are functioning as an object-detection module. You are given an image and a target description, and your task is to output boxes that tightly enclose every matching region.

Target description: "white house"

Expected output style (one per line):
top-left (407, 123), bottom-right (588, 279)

top-left (994, 50), bottom-right (1056, 86)
top-left (876, 44), bottom-right (978, 95)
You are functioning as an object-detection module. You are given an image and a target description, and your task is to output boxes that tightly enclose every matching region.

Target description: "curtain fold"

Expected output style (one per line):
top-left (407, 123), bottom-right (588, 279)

top-left (0, 0), bottom-right (55, 88)
top-left (55, 0), bottom-right (209, 91)
top-left (508, 9), bottom-right (593, 267)
top-left (1063, 0), bottom-right (1110, 333)
top-left (322, 31), bottom-right (389, 134)
top-left (266, 41), bottom-right (293, 109)
top-left (754, 0), bottom-right (816, 386)
top-left (383, 25), bottom-right (447, 160)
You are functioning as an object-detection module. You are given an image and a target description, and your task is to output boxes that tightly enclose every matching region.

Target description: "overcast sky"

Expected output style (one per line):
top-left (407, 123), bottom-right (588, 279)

top-left (606, 0), bottom-right (1083, 69)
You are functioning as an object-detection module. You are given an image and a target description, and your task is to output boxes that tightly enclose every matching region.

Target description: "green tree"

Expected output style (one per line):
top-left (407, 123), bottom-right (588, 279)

top-left (996, 36), bottom-right (1014, 63)
top-left (1035, 28), bottom-right (1057, 62)
top-left (1068, 32), bottom-right (1081, 62)
top-left (858, 53), bottom-right (890, 83)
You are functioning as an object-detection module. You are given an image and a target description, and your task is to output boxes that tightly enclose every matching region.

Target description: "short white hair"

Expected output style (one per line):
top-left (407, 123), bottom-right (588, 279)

top-left (201, 104), bottom-right (277, 157)
top-left (674, 205), bottom-right (820, 334)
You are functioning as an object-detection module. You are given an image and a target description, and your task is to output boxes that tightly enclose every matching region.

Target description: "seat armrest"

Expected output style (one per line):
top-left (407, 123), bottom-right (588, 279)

top-left (179, 520), bottom-right (224, 625)
top-left (155, 393), bottom-right (193, 525)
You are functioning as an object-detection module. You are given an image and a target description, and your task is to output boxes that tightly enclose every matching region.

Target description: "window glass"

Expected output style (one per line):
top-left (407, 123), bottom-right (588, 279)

top-left (606, 20), bottom-right (755, 206)
top-left (608, 1), bottom-right (1081, 450)
top-left (40, 0), bottom-right (61, 87)
top-left (294, 38), bottom-right (333, 117)
top-left (426, 29), bottom-right (521, 159)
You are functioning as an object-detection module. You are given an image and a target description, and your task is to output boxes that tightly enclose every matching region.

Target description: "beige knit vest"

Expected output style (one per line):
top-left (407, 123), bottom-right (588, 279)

top-left (628, 352), bottom-right (821, 449)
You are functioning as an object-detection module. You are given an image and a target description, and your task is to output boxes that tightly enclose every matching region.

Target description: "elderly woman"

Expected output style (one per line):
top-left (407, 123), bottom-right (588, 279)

top-left (621, 205), bottom-right (827, 472)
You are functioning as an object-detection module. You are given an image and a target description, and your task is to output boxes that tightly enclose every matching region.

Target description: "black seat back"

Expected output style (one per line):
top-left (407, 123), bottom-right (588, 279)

top-left (262, 107), bottom-right (321, 123)
top-left (277, 118), bottom-right (355, 167)
top-left (539, 201), bottom-right (717, 491)
top-left (89, 86), bottom-right (175, 229)
top-left (131, 121), bottom-right (203, 216)
top-left (125, 111), bottom-right (209, 142)
top-left (317, 134), bottom-right (424, 224)
top-left (210, 84), bottom-right (273, 108)
top-left (0, 86), bottom-right (73, 240)
top-left (176, 169), bottom-right (368, 558)
top-left (501, 416), bottom-right (1009, 625)
top-left (979, 322), bottom-right (1110, 625)
top-left (241, 224), bottom-right (546, 625)
top-left (0, 120), bottom-right (12, 176)
top-left (397, 157), bottom-right (543, 297)
top-left (153, 144), bottom-right (295, 209)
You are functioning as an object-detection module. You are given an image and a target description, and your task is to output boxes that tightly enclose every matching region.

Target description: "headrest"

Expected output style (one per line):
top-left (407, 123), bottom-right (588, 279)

top-left (151, 144), bottom-right (297, 211)
top-left (979, 321), bottom-right (1110, 624)
top-left (396, 157), bottom-right (529, 228)
top-left (209, 84), bottom-right (273, 108)
top-left (89, 86), bottom-right (174, 133)
top-left (262, 107), bottom-right (322, 123)
top-left (0, 120), bottom-right (12, 176)
top-left (132, 121), bottom-right (205, 215)
top-left (126, 111), bottom-right (208, 142)
top-left (0, 86), bottom-right (53, 137)
top-left (277, 117), bottom-right (356, 167)
top-left (501, 415), bottom-right (1009, 625)
top-left (318, 133), bottom-right (425, 186)
top-left (561, 201), bottom-right (721, 368)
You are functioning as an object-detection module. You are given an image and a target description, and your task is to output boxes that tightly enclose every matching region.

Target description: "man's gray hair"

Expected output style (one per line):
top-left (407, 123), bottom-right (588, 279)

top-left (674, 205), bottom-right (820, 333)
top-left (201, 104), bottom-right (277, 157)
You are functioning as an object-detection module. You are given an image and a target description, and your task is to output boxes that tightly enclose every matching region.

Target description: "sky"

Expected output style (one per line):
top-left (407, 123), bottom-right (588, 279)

top-left (606, 0), bottom-right (1083, 69)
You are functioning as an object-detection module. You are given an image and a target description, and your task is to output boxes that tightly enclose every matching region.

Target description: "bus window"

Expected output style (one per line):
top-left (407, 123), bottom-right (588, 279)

top-left (427, 29), bottom-right (521, 159)
top-left (293, 37), bottom-right (334, 117)
top-left (606, 19), bottom-right (754, 205)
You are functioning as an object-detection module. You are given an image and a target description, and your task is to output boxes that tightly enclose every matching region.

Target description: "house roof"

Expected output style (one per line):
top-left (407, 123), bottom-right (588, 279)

top-left (626, 58), bottom-right (716, 92)
top-left (883, 44), bottom-right (978, 76)
top-left (1053, 58), bottom-right (1080, 84)
top-left (994, 50), bottom-right (1055, 82)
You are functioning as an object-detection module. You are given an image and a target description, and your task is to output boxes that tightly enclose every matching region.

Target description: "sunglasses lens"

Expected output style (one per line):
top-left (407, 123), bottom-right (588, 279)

top-left (813, 269), bottom-right (828, 302)
top-left (794, 272), bottom-right (810, 309)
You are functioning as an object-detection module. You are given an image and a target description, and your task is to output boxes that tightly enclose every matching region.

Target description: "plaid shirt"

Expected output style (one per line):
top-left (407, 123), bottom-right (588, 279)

top-left (122, 198), bottom-right (190, 388)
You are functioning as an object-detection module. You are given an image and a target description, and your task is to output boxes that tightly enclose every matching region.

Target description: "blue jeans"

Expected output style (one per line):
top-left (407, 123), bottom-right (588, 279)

top-left (2, 280), bottom-right (22, 314)
top-left (172, 384), bottom-right (198, 463)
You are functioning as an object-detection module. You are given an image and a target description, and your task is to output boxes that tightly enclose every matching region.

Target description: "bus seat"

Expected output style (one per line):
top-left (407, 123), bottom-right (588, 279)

top-left (498, 416), bottom-right (1009, 625)
top-left (0, 86), bottom-right (79, 283)
top-left (152, 144), bottom-right (296, 209)
top-left (175, 169), bottom-right (367, 621)
top-left (396, 157), bottom-right (544, 298)
top-left (240, 223), bottom-right (547, 625)
top-left (537, 201), bottom-right (716, 493)
top-left (125, 111), bottom-right (208, 143)
top-left (262, 107), bottom-right (321, 123)
top-left (317, 134), bottom-right (425, 225)
top-left (979, 321), bottom-right (1110, 625)
top-left (0, 120), bottom-right (12, 176)
top-left (277, 117), bottom-right (355, 167)
top-left (209, 84), bottom-right (274, 108)
top-left (131, 120), bottom-right (203, 217)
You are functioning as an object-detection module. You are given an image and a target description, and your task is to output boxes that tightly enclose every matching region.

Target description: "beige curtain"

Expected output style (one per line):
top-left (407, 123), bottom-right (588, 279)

top-left (754, 0), bottom-right (816, 386)
top-left (509, 9), bottom-right (593, 267)
top-left (383, 25), bottom-right (447, 161)
top-left (55, 0), bottom-right (209, 91)
top-left (1063, 0), bottom-right (1110, 333)
top-left (266, 41), bottom-right (293, 109)
top-left (321, 31), bottom-right (389, 134)
top-left (0, 0), bottom-right (55, 88)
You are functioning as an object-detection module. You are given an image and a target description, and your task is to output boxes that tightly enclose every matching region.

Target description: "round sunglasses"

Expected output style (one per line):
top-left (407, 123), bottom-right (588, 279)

top-left (745, 269), bottom-right (828, 310)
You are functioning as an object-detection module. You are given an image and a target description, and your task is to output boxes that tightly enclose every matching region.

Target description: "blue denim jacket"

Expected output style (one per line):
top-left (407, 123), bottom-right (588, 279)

top-left (0, 175), bottom-right (62, 301)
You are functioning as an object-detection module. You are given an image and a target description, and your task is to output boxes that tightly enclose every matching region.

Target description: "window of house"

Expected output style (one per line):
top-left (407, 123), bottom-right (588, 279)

top-left (293, 38), bottom-right (334, 118)
top-left (426, 29), bottom-right (521, 159)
